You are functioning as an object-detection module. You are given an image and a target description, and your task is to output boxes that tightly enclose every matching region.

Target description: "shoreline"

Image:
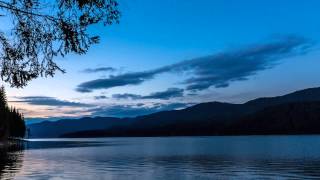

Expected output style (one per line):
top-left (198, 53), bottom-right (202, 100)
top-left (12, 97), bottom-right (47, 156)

top-left (0, 138), bottom-right (26, 148)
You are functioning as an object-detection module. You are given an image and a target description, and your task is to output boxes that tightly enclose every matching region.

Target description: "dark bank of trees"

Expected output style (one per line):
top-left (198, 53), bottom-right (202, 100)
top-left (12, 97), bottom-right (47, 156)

top-left (0, 86), bottom-right (25, 140)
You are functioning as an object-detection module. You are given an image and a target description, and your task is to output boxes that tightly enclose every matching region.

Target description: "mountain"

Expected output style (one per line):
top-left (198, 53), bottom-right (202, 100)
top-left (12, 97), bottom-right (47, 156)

top-left (225, 101), bottom-right (320, 135)
top-left (28, 117), bottom-right (131, 138)
top-left (28, 87), bottom-right (320, 138)
top-left (28, 102), bottom-right (249, 138)
top-left (245, 87), bottom-right (320, 109)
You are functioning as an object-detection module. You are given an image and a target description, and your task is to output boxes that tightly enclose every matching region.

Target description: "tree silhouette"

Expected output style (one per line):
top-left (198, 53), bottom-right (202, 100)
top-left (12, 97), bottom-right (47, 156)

top-left (0, 86), bottom-right (25, 139)
top-left (0, 0), bottom-right (120, 87)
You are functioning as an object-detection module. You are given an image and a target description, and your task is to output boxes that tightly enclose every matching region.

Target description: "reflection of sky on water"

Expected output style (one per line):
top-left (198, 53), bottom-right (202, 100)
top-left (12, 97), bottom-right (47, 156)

top-left (0, 143), bottom-right (24, 180)
top-left (2, 136), bottom-right (320, 179)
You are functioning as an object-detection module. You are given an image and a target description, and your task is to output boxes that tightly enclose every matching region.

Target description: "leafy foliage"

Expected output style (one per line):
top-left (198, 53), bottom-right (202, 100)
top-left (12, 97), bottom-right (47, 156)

top-left (0, 0), bottom-right (120, 87)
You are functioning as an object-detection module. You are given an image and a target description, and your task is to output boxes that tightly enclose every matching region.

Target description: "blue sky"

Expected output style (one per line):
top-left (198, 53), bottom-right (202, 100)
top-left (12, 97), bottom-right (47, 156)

top-left (3, 0), bottom-right (320, 121)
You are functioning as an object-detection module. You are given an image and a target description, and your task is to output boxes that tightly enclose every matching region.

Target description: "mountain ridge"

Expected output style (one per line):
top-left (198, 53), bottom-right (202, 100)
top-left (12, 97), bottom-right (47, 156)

top-left (28, 87), bottom-right (320, 138)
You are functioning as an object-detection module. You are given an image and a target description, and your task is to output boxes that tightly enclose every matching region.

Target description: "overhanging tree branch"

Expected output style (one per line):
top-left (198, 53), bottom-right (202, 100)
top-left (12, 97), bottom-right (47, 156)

top-left (0, 1), bottom-right (58, 22)
top-left (0, 0), bottom-right (120, 87)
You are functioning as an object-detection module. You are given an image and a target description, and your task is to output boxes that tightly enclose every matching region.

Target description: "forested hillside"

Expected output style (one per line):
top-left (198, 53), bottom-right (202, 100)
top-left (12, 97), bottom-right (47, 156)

top-left (0, 86), bottom-right (25, 140)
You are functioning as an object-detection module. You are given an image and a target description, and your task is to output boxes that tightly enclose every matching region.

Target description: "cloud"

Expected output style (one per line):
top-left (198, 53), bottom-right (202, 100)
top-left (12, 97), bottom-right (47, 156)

top-left (76, 36), bottom-right (313, 93)
top-left (11, 96), bottom-right (93, 107)
top-left (144, 88), bottom-right (184, 99)
top-left (94, 95), bottom-right (108, 100)
top-left (76, 69), bottom-right (166, 92)
top-left (91, 102), bottom-right (191, 117)
top-left (112, 88), bottom-right (184, 100)
top-left (17, 96), bottom-right (192, 119)
top-left (112, 93), bottom-right (142, 100)
top-left (81, 67), bottom-right (116, 73)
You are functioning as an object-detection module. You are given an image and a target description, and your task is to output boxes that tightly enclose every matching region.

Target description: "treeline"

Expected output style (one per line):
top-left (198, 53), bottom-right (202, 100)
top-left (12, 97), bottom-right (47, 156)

top-left (0, 86), bottom-right (26, 140)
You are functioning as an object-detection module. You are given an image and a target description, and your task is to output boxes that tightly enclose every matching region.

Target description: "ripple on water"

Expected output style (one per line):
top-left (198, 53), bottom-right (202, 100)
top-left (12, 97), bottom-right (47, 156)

top-left (1, 136), bottom-right (320, 179)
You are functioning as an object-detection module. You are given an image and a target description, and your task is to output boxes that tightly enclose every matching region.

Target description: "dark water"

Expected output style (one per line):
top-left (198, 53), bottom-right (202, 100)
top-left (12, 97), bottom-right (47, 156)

top-left (1, 136), bottom-right (320, 179)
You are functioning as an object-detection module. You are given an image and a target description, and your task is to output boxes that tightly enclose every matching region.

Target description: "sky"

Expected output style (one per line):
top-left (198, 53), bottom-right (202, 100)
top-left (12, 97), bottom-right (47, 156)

top-left (2, 0), bottom-right (320, 122)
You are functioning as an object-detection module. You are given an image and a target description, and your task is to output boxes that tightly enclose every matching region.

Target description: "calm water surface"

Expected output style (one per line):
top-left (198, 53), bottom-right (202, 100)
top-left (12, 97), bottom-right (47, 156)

top-left (1, 136), bottom-right (320, 179)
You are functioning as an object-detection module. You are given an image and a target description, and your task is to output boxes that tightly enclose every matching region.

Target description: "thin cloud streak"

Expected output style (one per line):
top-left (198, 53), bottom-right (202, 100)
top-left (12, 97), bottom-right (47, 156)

top-left (91, 102), bottom-right (191, 117)
top-left (112, 88), bottom-right (184, 100)
top-left (11, 95), bottom-right (191, 119)
top-left (11, 96), bottom-right (93, 107)
top-left (81, 67), bottom-right (116, 73)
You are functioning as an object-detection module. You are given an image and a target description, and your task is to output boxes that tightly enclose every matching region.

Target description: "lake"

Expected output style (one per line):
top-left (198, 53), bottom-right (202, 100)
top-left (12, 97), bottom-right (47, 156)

top-left (1, 136), bottom-right (320, 179)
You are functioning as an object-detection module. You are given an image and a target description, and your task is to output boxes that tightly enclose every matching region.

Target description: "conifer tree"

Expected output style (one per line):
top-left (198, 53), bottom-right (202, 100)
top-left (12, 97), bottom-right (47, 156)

top-left (0, 86), bottom-right (25, 139)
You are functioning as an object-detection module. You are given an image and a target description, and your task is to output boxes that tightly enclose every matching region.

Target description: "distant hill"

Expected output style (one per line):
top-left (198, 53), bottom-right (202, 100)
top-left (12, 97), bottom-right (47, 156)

top-left (245, 87), bottom-right (320, 109)
top-left (226, 101), bottom-right (320, 135)
top-left (28, 117), bottom-right (131, 138)
top-left (28, 87), bottom-right (320, 138)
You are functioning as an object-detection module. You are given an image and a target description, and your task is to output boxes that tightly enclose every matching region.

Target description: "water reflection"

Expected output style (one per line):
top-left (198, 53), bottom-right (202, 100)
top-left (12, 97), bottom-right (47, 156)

top-left (25, 139), bottom-right (113, 149)
top-left (0, 142), bottom-right (24, 180)
top-left (0, 139), bottom-right (114, 180)
top-left (136, 155), bottom-right (320, 179)
top-left (1, 137), bottom-right (320, 179)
